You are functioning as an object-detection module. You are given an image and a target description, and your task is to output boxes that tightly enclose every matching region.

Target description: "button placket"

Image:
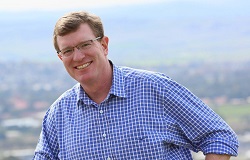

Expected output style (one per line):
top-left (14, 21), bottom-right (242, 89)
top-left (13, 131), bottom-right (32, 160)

top-left (98, 102), bottom-right (114, 159)
top-left (99, 108), bottom-right (106, 138)
top-left (107, 157), bottom-right (111, 160)
top-left (99, 109), bottom-right (104, 114)
top-left (102, 133), bottom-right (107, 138)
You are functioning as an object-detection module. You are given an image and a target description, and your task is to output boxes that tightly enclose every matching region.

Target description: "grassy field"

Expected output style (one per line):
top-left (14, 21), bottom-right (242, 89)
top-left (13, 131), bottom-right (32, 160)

top-left (213, 104), bottom-right (250, 133)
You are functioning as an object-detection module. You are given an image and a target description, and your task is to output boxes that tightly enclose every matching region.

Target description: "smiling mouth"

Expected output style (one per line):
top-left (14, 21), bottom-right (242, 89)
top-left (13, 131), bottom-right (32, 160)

top-left (76, 62), bottom-right (91, 70)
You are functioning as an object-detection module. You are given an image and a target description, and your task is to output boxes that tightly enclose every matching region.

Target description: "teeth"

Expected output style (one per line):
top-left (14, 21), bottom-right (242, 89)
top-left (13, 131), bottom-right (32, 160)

top-left (76, 62), bottom-right (91, 69)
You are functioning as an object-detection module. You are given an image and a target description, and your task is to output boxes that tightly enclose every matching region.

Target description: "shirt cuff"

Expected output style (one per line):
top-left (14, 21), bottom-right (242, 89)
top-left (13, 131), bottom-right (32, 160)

top-left (201, 140), bottom-right (239, 156)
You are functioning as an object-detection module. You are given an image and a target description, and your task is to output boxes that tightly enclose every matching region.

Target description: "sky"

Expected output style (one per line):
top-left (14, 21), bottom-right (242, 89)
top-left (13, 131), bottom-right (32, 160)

top-left (0, 0), bottom-right (233, 12)
top-left (0, 0), bottom-right (249, 63)
top-left (0, 0), bottom-right (169, 11)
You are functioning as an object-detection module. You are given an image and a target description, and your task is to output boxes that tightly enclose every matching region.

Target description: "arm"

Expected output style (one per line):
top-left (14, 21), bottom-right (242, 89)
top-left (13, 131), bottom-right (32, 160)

top-left (33, 108), bottom-right (59, 159)
top-left (205, 154), bottom-right (230, 160)
top-left (164, 80), bottom-right (239, 156)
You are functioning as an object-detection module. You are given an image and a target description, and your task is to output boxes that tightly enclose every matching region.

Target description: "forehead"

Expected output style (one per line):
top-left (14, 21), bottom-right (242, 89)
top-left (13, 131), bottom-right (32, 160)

top-left (57, 23), bottom-right (95, 48)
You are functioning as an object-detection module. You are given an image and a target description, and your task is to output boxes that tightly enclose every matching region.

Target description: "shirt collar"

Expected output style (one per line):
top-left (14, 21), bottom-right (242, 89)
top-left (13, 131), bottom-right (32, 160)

top-left (109, 61), bottom-right (127, 98)
top-left (76, 61), bottom-right (127, 107)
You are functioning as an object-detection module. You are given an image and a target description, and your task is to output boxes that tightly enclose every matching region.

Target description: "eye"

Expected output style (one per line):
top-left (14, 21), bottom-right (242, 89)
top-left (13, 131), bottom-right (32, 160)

top-left (62, 48), bottom-right (74, 55)
top-left (79, 42), bottom-right (91, 49)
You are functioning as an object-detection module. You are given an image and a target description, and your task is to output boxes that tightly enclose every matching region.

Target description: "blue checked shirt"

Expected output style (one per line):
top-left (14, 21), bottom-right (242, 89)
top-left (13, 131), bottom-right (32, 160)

top-left (34, 63), bottom-right (239, 159)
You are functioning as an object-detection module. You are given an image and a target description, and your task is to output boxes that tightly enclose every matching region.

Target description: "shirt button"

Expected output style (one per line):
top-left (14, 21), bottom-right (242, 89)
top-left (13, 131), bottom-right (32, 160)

top-left (102, 133), bottom-right (107, 138)
top-left (99, 110), bottom-right (104, 114)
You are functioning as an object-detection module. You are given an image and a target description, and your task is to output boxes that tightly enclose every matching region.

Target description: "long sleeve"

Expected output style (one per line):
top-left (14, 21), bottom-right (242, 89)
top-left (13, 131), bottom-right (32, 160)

top-left (33, 107), bottom-right (60, 160)
top-left (164, 79), bottom-right (239, 156)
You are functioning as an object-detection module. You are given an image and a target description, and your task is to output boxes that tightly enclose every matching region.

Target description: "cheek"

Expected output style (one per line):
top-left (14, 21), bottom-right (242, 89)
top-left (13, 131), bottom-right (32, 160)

top-left (62, 59), bottom-right (72, 69)
top-left (96, 44), bottom-right (108, 56)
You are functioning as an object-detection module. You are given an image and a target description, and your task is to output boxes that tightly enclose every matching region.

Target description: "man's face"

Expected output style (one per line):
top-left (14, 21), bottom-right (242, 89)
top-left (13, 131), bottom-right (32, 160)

top-left (57, 23), bottom-right (109, 85)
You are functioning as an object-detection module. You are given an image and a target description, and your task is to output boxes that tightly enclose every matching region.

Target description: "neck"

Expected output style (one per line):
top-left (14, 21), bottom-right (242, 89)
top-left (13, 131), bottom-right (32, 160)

top-left (82, 62), bottom-right (113, 104)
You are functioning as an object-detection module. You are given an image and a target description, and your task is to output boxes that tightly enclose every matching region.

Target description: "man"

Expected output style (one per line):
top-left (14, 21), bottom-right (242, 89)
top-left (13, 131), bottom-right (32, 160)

top-left (33, 11), bottom-right (239, 159)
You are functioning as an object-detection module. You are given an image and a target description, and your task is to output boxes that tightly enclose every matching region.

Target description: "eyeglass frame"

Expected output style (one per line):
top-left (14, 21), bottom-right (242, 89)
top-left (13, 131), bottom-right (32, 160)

top-left (57, 36), bottom-right (102, 57)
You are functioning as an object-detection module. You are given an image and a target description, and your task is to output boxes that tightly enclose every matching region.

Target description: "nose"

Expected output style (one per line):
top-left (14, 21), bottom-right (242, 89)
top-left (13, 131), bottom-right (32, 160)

top-left (72, 47), bottom-right (85, 61)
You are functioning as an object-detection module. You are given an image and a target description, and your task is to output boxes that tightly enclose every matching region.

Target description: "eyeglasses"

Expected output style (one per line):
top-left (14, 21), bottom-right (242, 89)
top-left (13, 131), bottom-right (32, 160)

top-left (57, 37), bottom-right (102, 57)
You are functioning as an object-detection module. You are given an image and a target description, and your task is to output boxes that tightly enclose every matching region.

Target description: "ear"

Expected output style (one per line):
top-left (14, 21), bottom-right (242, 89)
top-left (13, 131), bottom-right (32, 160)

top-left (57, 54), bottom-right (63, 61)
top-left (101, 36), bottom-right (109, 55)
